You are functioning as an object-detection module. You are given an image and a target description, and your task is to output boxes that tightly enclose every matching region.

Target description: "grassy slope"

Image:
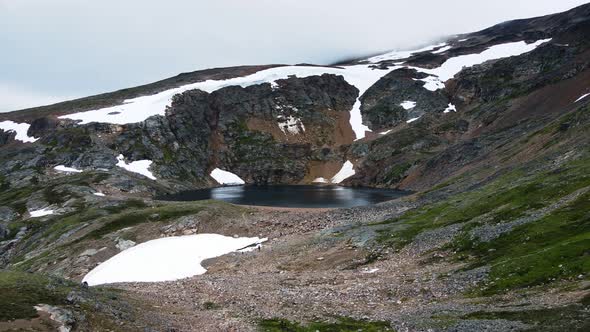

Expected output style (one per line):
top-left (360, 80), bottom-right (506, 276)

top-left (0, 270), bottom-right (140, 331)
top-left (0, 271), bottom-right (72, 321)
top-left (259, 317), bottom-right (393, 332)
top-left (372, 152), bottom-right (590, 294)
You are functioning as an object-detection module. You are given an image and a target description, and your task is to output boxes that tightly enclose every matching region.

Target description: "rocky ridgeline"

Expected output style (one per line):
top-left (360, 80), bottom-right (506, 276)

top-left (0, 74), bottom-right (358, 192)
top-left (1, 4), bottom-right (588, 195)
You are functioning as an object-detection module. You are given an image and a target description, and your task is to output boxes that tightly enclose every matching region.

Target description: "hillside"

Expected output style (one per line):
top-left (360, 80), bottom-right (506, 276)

top-left (0, 3), bottom-right (589, 331)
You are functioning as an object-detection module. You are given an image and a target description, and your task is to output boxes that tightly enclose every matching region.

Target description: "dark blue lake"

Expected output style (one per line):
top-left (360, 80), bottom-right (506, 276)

top-left (158, 185), bottom-right (410, 208)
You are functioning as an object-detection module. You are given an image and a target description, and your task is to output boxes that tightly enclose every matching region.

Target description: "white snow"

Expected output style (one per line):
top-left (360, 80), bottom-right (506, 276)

top-left (574, 93), bottom-right (590, 103)
top-left (444, 103), bottom-right (457, 113)
top-left (54, 165), bottom-right (83, 173)
top-left (411, 39), bottom-right (552, 91)
top-left (116, 154), bottom-right (156, 180)
top-left (406, 117), bottom-right (421, 123)
top-left (210, 168), bottom-right (245, 185)
top-left (400, 101), bottom-right (416, 110)
top-left (82, 234), bottom-right (266, 286)
top-left (59, 64), bottom-right (396, 140)
top-left (331, 160), bottom-right (355, 184)
top-left (278, 115), bottom-right (305, 135)
top-left (30, 208), bottom-right (54, 218)
top-left (458, 38), bottom-right (469, 42)
top-left (415, 76), bottom-right (446, 91)
top-left (432, 46), bottom-right (452, 54)
top-left (237, 238), bottom-right (268, 252)
top-left (56, 39), bottom-right (550, 142)
top-left (361, 268), bottom-right (380, 274)
top-left (59, 66), bottom-right (343, 125)
top-left (0, 121), bottom-right (38, 143)
top-left (367, 42), bottom-right (447, 63)
top-left (380, 129), bottom-right (393, 135)
top-left (339, 64), bottom-right (407, 139)
top-left (93, 192), bottom-right (106, 197)
top-left (313, 177), bottom-right (328, 183)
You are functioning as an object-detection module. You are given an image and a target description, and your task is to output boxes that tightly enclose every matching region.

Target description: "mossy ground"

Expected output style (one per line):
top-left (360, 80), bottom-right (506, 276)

top-left (369, 154), bottom-right (590, 295)
top-left (259, 317), bottom-right (393, 332)
top-left (463, 302), bottom-right (590, 332)
top-left (0, 271), bottom-right (73, 321)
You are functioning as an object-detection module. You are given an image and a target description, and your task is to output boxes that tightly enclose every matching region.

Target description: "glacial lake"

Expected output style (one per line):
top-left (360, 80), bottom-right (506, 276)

top-left (158, 185), bottom-right (410, 208)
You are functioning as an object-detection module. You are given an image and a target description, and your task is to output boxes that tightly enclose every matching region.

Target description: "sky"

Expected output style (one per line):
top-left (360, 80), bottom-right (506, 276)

top-left (0, 0), bottom-right (588, 112)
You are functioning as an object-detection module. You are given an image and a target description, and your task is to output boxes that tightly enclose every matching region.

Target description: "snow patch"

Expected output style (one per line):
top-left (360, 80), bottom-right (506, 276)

top-left (412, 39), bottom-right (551, 91)
top-left (574, 93), bottom-right (590, 103)
top-left (82, 234), bottom-right (266, 285)
top-left (340, 64), bottom-right (404, 139)
top-left (444, 103), bottom-right (457, 113)
top-left (0, 120), bottom-right (38, 143)
top-left (93, 192), bottom-right (106, 197)
top-left (210, 168), bottom-right (245, 185)
top-left (59, 64), bottom-right (397, 140)
top-left (331, 161), bottom-right (355, 184)
top-left (367, 42), bottom-right (447, 63)
top-left (400, 101), bottom-right (416, 110)
top-left (237, 237), bottom-right (268, 252)
top-left (116, 154), bottom-right (156, 180)
top-left (415, 76), bottom-right (445, 91)
top-left (54, 165), bottom-right (83, 173)
top-left (278, 115), bottom-right (305, 135)
top-left (56, 39), bottom-right (550, 144)
top-left (361, 268), bottom-right (379, 274)
top-left (30, 208), bottom-right (54, 218)
top-left (59, 66), bottom-right (347, 125)
top-left (313, 177), bottom-right (328, 183)
top-left (432, 46), bottom-right (452, 54)
top-left (406, 117), bottom-right (421, 123)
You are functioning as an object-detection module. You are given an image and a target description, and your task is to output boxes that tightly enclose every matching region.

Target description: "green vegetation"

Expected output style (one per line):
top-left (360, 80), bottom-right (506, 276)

top-left (0, 271), bottom-right (73, 321)
top-left (370, 155), bottom-right (590, 294)
top-left (463, 303), bottom-right (590, 332)
top-left (259, 317), bottom-right (393, 332)
top-left (203, 301), bottom-right (221, 310)
top-left (463, 191), bottom-right (590, 295)
top-left (383, 163), bottom-right (411, 184)
top-left (87, 202), bottom-right (205, 238)
top-left (0, 171), bottom-right (109, 217)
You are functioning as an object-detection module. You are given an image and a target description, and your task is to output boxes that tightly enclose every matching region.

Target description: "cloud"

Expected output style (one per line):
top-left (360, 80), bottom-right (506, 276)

top-left (0, 0), bottom-right (588, 112)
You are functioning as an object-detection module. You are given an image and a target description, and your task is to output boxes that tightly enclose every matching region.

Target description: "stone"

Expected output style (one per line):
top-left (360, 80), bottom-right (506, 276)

top-left (116, 239), bottom-right (136, 251)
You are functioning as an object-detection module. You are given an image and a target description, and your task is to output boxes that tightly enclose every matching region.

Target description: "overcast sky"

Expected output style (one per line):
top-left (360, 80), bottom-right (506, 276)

top-left (1, 0), bottom-right (588, 112)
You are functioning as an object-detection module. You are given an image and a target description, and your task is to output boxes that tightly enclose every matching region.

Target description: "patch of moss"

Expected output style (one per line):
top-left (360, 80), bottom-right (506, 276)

top-left (0, 271), bottom-right (74, 321)
top-left (368, 154), bottom-right (590, 294)
top-left (463, 303), bottom-right (590, 332)
top-left (383, 163), bottom-right (411, 184)
top-left (203, 301), bottom-right (221, 310)
top-left (88, 203), bottom-right (205, 239)
top-left (465, 191), bottom-right (590, 295)
top-left (374, 156), bottom-right (590, 250)
top-left (259, 317), bottom-right (393, 332)
top-left (103, 199), bottom-right (148, 214)
top-left (0, 174), bottom-right (9, 191)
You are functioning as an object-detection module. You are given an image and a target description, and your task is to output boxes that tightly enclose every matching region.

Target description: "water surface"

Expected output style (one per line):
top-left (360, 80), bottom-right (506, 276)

top-left (159, 185), bottom-right (410, 208)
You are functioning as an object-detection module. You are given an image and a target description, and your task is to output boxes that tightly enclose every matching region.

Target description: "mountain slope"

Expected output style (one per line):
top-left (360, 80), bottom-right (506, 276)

top-left (0, 3), bottom-right (589, 332)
